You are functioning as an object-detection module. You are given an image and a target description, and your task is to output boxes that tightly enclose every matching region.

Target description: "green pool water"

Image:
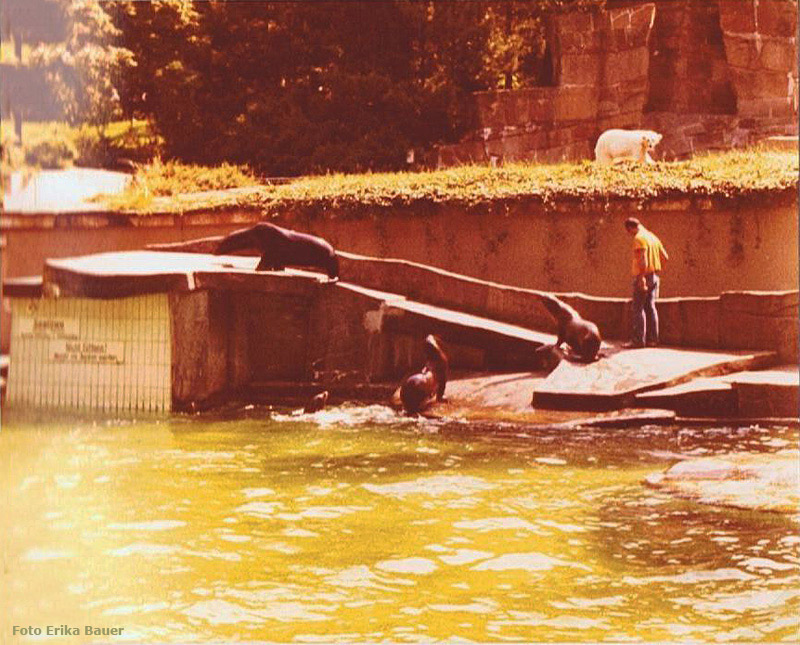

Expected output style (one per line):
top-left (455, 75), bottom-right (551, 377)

top-left (1, 406), bottom-right (798, 643)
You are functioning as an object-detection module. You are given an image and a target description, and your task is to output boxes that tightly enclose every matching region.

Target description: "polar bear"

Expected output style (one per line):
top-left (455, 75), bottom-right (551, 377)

top-left (594, 129), bottom-right (662, 165)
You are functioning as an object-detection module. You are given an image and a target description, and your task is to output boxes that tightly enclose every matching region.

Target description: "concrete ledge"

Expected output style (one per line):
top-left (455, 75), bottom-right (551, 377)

top-left (533, 347), bottom-right (777, 411)
top-left (2, 276), bottom-right (44, 298)
top-left (634, 378), bottom-right (737, 417)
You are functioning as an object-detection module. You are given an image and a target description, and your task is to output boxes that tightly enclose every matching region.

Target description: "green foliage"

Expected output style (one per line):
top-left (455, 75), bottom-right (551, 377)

top-left (30, 0), bottom-right (135, 137)
top-left (129, 157), bottom-right (259, 196)
top-left (109, 1), bottom-right (608, 175)
top-left (23, 136), bottom-right (77, 168)
top-left (1, 119), bottom-right (161, 172)
top-left (108, 149), bottom-right (799, 214)
top-left (100, 156), bottom-right (258, 210)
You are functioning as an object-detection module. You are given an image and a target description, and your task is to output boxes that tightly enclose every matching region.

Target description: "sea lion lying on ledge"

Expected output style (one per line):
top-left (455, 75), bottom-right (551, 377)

top-left (535, 292), bottom-right (601, 362)
top-left (398, 335), bottom-right (449, 415)
top-left (214, 222), bottom-right (339, 281)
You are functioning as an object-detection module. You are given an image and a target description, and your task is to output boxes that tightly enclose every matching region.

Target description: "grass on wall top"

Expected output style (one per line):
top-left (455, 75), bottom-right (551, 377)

top-left (106, 147), bottom-right (798, 214)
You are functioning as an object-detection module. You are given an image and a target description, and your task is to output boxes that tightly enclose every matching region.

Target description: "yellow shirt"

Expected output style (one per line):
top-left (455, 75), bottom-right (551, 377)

top-left (632, 227), bottom-right (668, 276)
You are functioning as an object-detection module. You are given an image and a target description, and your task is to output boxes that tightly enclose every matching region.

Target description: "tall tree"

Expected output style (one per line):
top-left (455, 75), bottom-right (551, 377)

top-left (30, 0), bottom-right (135, 143)
top-left (111, 0), bottom-right (606, 174)
top-left (1, 0), bottom-right (67, 139)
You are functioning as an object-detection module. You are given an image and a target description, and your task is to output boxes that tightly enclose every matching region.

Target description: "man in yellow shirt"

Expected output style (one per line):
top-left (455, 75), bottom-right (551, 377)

top-left (624, 217), bottom-right (669, 347)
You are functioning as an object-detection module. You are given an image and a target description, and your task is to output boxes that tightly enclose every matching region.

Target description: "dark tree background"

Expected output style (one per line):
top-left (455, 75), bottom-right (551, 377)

top-left (6, 0), bottom-right (603, 174)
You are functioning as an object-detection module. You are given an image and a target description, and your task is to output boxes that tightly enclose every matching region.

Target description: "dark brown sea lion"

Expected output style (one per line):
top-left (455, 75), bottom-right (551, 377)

top-left (535, 293), bottom-right (601, 362)
top-left (399, 335), bottom-right (449, 415)
top-left (214, 222), bottom-right (339, 281)
top-left (532, 343), bottom-right (565, 373)
top-left (303, 390), bottom-right (329, 413)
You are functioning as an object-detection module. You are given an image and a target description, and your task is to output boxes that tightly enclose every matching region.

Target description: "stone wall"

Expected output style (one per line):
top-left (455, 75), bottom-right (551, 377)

top-left (646, 0), bottom-right (737, 115)
top-left (437, 3), bottom-right (656, 166)
top-left (719, 0), bottom-right (799, 120)
top-left (437, 0), bottom-right (798, 166)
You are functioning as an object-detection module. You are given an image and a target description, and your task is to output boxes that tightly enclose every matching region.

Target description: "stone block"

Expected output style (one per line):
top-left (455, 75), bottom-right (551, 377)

top-left (719, 291), bottom-right (799, 359)
top-left (603, 47), bottom-right (650, 85)
top-left (730, 69), bottom-right (793, 100)
top-left (723, 34), bottom-right (761, 69)
top-left (735, 381), bottom-right (799, 418)
top-left (720, 290), bottom-right (799, 316)
top-left (487, 287), bottom-right (553, 331)
top-left (737, 96), bottom-right (796, 118)
top-left (560, 53), bottom-right (601, 85)
top-left (170, 290), bottom-right (230, 407)
top-left (521, 93), bottom-right (556, 123)
top-left (760, 39), bottom-right (797, 72)
top-left (242, 292), bottom-right (312, 381)
top-left (719, 0), bottom-right (757, 33)
top-left (757, 0), bottom-right (798, 37)
top-left (657, 297), bottom-right (721, 349)
top-left (607, 4), bottom-right (656, 50)
top-left (553, 85), bottom-right (599, 122)
top-left (597, 112), bottom-right (641, 133)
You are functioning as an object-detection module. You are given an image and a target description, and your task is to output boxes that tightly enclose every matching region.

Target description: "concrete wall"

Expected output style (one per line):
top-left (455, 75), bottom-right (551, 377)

top-left (337, 251), bottom-right (798, 363)
top-left (299, 195), bottom-right (798, 299)
top-left (2, 189), bottom-right (797, 353)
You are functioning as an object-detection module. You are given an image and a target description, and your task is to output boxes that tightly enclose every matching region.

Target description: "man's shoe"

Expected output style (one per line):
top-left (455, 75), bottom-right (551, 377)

top-left (623, 341), bottom-right (645, 349)
top-left (645, 340), bottom-right (659, 347)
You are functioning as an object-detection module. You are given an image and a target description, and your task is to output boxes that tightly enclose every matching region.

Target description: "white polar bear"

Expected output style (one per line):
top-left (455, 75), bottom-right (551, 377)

top-left (594, 129), bottom-right (662, 165)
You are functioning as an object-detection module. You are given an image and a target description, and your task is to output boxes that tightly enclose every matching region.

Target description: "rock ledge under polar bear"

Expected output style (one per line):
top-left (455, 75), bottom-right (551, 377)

top-left (595, 129), bottom-right (662, 165)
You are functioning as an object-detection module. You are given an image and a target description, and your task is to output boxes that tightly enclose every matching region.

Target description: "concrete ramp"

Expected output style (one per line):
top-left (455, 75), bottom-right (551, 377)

top-left (533, 347), bottom-right (778, 411)
top-left (378, 296), bottom-right (556, 368)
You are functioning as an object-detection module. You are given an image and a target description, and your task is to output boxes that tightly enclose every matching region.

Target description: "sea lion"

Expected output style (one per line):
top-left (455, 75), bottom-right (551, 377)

top-left (303, 390), bottom-right (329, 413)
top-left (532, 343), bottom-right (565, 373)
top-left (398, 335), bottom-right (449, 415)
top-left (214, 222), bottom-right (339, 281)
top-left (535, 292), bottom-right (601, 362)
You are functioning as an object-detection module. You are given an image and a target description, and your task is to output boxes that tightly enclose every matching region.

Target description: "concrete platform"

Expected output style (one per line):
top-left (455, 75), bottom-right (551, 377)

top-left (634, 377), bottom-right (737, 417)
top-left (533, 346), bottom-right (778, 411)
top-left (634, 366), bottom-right (798, 418)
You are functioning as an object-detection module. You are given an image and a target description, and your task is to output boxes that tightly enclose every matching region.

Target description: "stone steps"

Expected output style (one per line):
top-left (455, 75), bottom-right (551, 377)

top-left (633, 366), bottom-right (798, 418)
top-left (533, 346), bottom-right (778, 411)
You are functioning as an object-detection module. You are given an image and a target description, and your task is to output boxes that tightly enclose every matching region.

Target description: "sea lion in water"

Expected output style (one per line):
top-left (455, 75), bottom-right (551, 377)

top-left (303, 390), bottom-right (329, 413)
top-left (532, 343), bottom-right (565, 373)
top-left (535, 292), bottom-right (601, 362)
top-left (214, 222), bottom-right (339, 281)
top-left (399, 335), bottom-right (449, 415)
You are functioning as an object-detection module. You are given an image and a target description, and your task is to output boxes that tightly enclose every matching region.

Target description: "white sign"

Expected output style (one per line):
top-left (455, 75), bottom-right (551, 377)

top-left (48, 340), bottom-right (125, 365)
top-left (18, 317), bottom-right (80, 339)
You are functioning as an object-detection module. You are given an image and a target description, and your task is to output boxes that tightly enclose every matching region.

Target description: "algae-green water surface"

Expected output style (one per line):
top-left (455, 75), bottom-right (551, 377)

top-left (2, 408), bottom-right (798, 643)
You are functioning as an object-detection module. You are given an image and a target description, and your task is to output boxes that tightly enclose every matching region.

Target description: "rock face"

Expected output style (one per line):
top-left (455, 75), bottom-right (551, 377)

top-left (438, 3), bottom-right (657, 166)
top-left (719, 0), bottom-right (798, 119)
top-left (437, 0), bottom-right (798, 166)
top-left (645, 451), bottom-right (800, 514)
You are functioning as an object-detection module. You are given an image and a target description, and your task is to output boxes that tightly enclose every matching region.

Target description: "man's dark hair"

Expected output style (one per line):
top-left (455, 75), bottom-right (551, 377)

top-left (624, 217), bottom-right (640, 230)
